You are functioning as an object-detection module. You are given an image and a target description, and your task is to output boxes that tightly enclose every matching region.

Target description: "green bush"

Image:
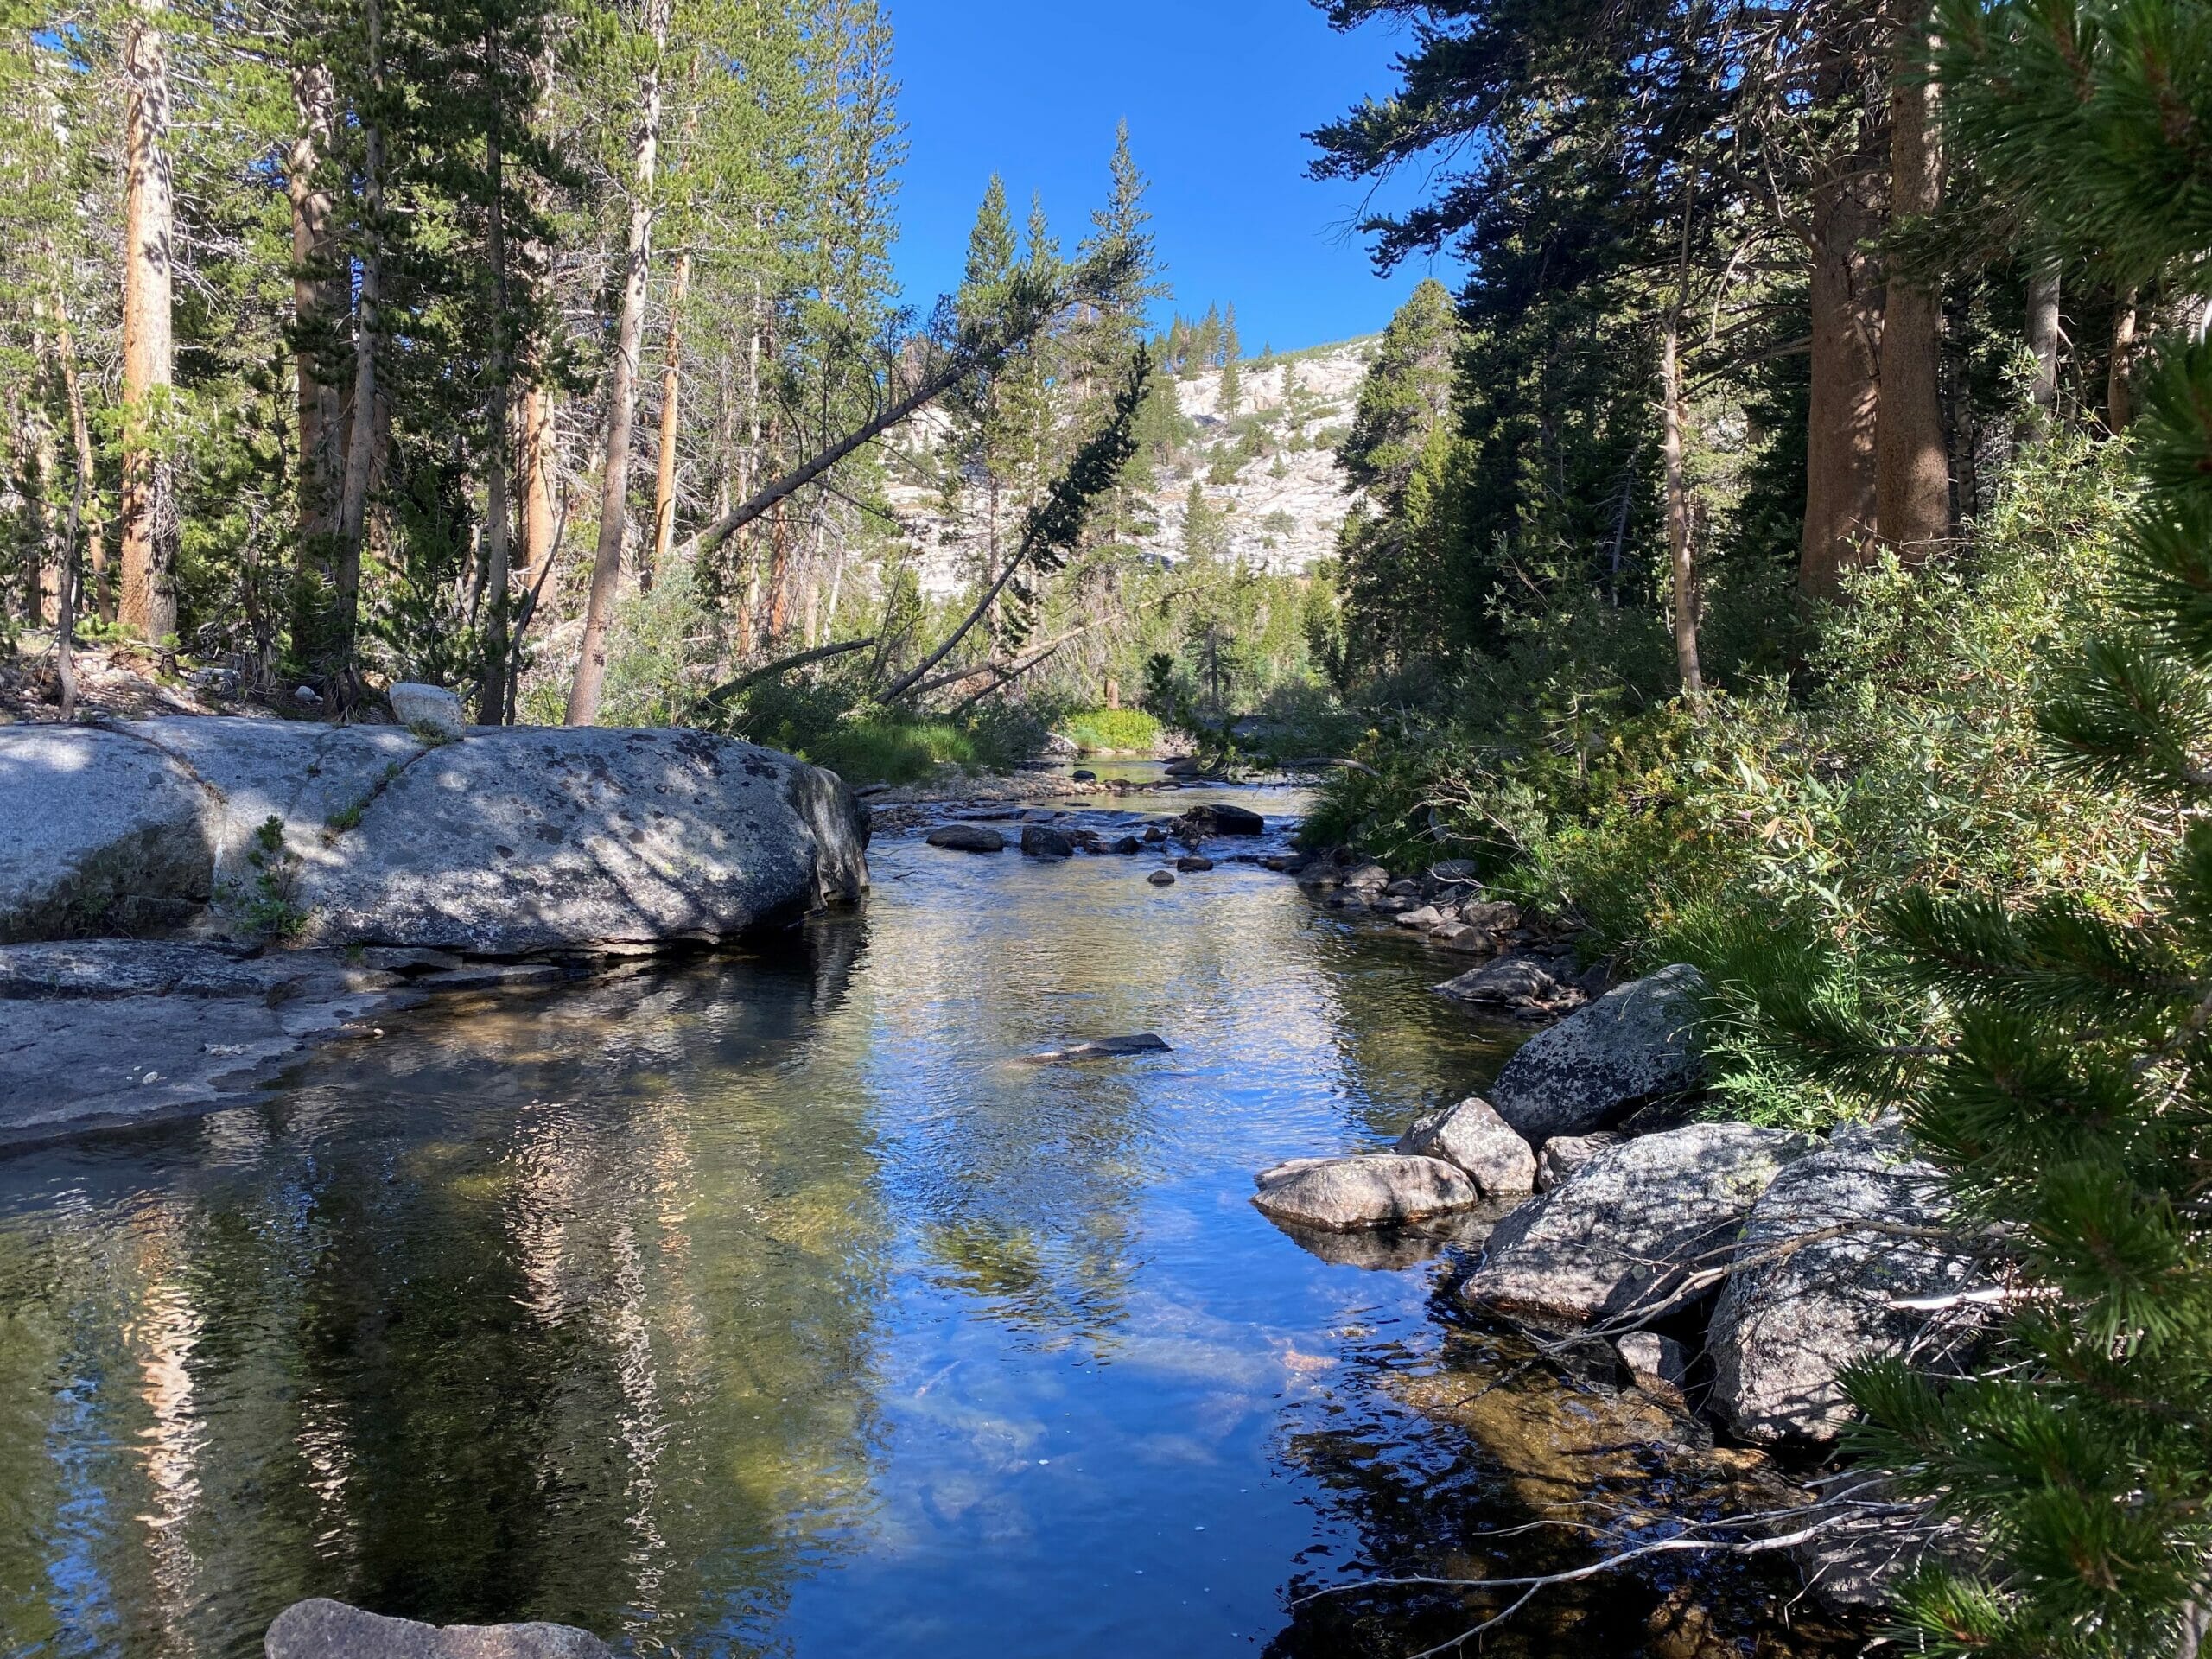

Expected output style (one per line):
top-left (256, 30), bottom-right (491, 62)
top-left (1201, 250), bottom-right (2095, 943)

top-left (1305, 429), bottom-right (2152, 1125)
top-left (1059, 708), bottom-right (1162, 753)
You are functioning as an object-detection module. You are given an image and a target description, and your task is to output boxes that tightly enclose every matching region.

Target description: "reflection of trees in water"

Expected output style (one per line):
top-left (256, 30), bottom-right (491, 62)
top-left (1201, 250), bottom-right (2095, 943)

top-left (0, 936), bottom-right (890, 1659)
top-left (1266, 1327), bottom-right (1864, 1659)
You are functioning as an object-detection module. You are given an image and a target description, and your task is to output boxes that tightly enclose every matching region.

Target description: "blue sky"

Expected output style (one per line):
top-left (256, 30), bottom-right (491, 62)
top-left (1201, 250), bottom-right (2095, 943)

top-left (885, 0), bottom-right (1455, 354)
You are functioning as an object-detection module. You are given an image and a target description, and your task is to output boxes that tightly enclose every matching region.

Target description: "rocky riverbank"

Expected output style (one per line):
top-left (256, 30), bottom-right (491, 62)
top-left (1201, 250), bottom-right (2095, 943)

top-left (1250, 963), bottom-right (1994, 1616)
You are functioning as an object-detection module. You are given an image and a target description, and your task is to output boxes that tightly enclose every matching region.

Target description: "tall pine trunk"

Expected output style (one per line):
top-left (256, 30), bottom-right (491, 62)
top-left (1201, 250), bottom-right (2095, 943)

top-left (1799, 163), bottom-right (1883, 599)
top-left (476, 70), bottom-right (515, 725)
top-left (2027, 257), bottom-right (2062, 410)
top-left (289, 64), bottom-right (342, 555)
top-left (518, 386), bottom-right (557, 588)
top-left (565, 0), bottom-right (668, 727)
top-left (1875, 9), bottom-right (1949, 562)
top-left (647, 249), bottom-right (690, 594)
top-left (335, 0), bottom-right (385, 679)
top-left (118, 0), bottom-right (177, 646)
top-left (1662, 315), bottom-right (1702, 706)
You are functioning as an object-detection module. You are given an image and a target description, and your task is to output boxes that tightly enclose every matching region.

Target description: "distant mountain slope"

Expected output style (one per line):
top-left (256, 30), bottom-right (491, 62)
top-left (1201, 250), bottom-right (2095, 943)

top-left (888, 334), bottom-right (1378, 596)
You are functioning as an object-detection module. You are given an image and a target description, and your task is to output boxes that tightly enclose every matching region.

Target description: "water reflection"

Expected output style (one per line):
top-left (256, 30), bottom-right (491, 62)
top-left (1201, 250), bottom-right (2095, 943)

top-left (0, 779), bottom-right (1802, 1659)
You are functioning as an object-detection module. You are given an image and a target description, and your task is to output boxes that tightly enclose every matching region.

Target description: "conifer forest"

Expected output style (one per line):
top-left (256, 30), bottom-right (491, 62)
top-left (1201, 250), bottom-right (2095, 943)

top-left (5, 0), bottom-right (2212, 1656)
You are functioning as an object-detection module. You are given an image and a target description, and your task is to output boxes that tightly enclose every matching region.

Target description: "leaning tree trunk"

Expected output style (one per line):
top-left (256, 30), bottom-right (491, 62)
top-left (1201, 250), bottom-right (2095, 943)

top-left (2027, 257), bottom-right (2062, 412)
top-left (118, 0), bottom-right (177, 646)
top-left (1875, 9), bottom-right (1950, 564)
top-left (565, 0), bottom-right (669, 728)
top-left (334, 0), bottom-right (385, 687)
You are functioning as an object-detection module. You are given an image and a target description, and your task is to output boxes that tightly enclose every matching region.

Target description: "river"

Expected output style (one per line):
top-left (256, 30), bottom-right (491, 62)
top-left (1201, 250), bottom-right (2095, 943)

top-left (0, 774), bottom-right (1849, 1658)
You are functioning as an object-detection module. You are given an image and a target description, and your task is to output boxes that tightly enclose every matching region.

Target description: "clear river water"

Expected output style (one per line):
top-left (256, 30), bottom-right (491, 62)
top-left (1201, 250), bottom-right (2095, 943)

top-left (0, 775), bottom-right (1851, 1659)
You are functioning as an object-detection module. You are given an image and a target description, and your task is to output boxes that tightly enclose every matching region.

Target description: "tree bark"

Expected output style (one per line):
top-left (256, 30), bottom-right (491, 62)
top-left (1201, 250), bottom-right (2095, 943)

top-left (518, 386), bottom-right (557, 588)
top-left (565, 0), bottom-right (668, 728)
top-left (646, 249), bottom-right (690, 593)
top-left (1798, 162), bottom-right (1883, 599)
top-left (1662, 315), bottom-right (1703, 706)
top-left (475, 71), bottom-right (515, 726)
top-left (54, 294), bottom-right (107, 623)
top-left (1875, 10), bottom-right (1949, 563)
top-left (2027, 257), bottom-right (2062, 411)
top-left (335, 0), bottom-right (385, 677)
top-left (2109, 285), bottom-right (2139, 430)
top-left (118, 0), bottom-right (177, 646)
top-left (289, 62), bottom-right (343, 553)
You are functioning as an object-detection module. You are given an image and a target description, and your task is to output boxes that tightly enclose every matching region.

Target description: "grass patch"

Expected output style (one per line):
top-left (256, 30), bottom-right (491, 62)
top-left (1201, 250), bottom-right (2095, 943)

top-left (799, 717), bottom-right (988, 786)
top-left (1059, 708), bottom-right (1162, 754)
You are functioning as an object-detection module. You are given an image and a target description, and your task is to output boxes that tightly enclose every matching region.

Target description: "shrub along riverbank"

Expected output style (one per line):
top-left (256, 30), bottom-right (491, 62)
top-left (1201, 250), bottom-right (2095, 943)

top-left (1305, 429), bottom-right (2153, 1129)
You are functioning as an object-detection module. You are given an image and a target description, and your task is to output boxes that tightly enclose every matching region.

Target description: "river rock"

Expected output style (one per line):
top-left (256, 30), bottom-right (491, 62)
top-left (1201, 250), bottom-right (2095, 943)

top-left (266, 1598), bottom-right (612, 1659)
top-left (1461, 1123), bottom-right (1815, 1324)
top-left (1342, 863), bottom-right (1391, 893)
top-left (1486, 964), bottom-right (1708, 1142)
top-left (0, 724), bottom-right (213, 940)
top-left (1535, 1132), bottom-right (1624, 1191)
top-left (1110, 836), bottom-right (1142, 855)
top-left (1707, 1116), bottom-right (1984, 1443)
top-left (1253, 1154), bottom-right (1479, 1232)
top-left (1147, 869), bottom-right (1176, 887)
top-left (1395, 1096), bottom-right (1536, 1196)
top-left (0, 719), bottom-right (868, 957)
top-left (927, 824), bottom-right (1006, 853)
top-left (388, 683), bottom-right (467, 735)
top-left (1618, 1331), bottom-right (1690, 1392)
top-left (1394, 906), bottom-right (1446, 931)
top-left (1177, 855), bottom-right (1214, 873)
top-left (1187, 803), bottom-right (1265, 836)
top-left (1020, 824), bottom-right (1076, 859)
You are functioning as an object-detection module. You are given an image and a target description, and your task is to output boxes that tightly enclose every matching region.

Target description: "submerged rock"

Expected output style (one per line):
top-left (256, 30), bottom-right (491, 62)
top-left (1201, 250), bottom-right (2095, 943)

top-left (1253, 1153), bottom-right (1479, 1232)
top-left (1707, 1116), bottom-right (1986, 1444)
top-left (927, 824), bottom-right (1007, 854)
top-left (1486, 964), bottom-right (1708, 1143)
top-left (1018, 1033), bottom-right (1173, 1064)
top-left (266, 1599), bottom-right (612, 1659)
top-left (1462, 1123), bottom-right (1815, 1323)
top-left (1268, 1204), bottom-right (1515, 1271)
top-left (1395, 1096), bottom-right (1537, 1196)
top-left (1434, 954), bottom-right (1578, 1014)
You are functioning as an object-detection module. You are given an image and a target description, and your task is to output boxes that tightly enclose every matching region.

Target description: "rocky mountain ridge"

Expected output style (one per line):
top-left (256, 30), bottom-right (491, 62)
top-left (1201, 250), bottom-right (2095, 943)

top-left (890, 334), bottom-right (1378, 597)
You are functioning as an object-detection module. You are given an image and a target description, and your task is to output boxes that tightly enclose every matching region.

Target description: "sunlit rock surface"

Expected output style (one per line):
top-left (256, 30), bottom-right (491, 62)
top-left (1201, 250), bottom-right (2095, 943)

top-left (0, 718), bottom-right (868, 955)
